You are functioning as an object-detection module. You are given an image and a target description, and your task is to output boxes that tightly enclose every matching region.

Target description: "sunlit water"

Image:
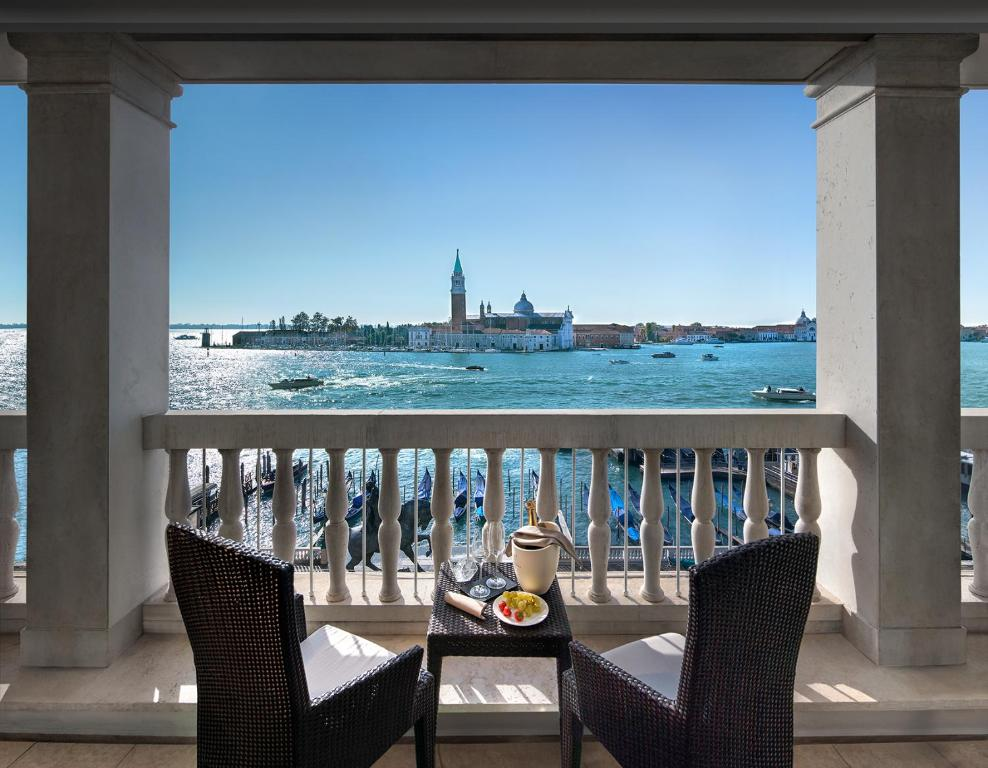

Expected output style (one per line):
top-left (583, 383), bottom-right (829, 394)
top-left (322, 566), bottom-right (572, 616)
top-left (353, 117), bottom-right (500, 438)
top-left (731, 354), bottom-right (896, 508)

top-left (2, 329), bottom-right (986, 563)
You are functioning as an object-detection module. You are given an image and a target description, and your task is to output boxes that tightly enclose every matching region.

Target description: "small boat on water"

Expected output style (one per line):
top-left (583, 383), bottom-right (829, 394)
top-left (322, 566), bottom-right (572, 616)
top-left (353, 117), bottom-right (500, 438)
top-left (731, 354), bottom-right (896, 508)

top-left (174, 333), bottom-right (198, 340)
top-left (269, 375), bottom-right (324, 390)
top-left (259, 457), bottom-right (308, 496)
top-left (701, 353), bottom-right (719, 361)
top-left (713, 344), bottom-right (724, 348)
top-left (452, 471), bottom-right (470, 520)
top-left (465, 365), bottom-right (485, 371)
top-left (610, 359), bottom-right (630, 365)
top-left (750, 386), bottom-right (816, 403)
top-left (652, 352), bottom-right (675, 359)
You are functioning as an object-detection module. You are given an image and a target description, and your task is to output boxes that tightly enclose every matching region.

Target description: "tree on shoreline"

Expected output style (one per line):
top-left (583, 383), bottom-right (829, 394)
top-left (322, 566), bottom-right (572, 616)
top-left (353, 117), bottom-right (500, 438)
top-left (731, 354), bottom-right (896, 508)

top-left (291, 312), bottom-right (310, 332)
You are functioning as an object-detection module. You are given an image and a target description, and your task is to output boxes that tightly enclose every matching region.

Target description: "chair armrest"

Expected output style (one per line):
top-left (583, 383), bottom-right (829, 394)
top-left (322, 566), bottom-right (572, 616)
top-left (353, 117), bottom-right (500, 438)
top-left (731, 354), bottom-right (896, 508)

top-left (293, 593), bottom-right (308, 641)
top-left (298, 646), bottom-right (425, 767)
top-left (569, 641), bottom-right (687, 768)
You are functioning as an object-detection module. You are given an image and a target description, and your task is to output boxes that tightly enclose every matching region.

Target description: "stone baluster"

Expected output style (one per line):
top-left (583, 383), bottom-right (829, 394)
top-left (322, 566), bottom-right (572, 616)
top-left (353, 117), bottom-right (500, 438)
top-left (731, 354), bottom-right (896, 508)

top-left (794, 448), bottom-right (822, 600)
top-left (639, 449), bottom-right (665, 602)
top-left (0, 449), bottom-right (20, 600)
top-left (430, 449), bottom-right (454, 581)
top-left (536, 448), bottom-right (558, 523)
top-left (638, 448), bottom-right (665, 603)
top-left (691, 448), bottom-right (716, 563)
top-left (483, 448), bottom-right (506, 562)
top-left (271, 448), bottom-right (298, 562)
top-left (218, 448), bottom-right (246, 542)
top-left (164, 448), bottom-right (191, 601)
top-left (588, 448), bottom-right (612, 603)
top-left (969, 450), bottom-right (988, 599)
top-left (743, 447), bottom-right (770, 542)
top-left (378, 449), bottom-right (402, 602)
top-left (325, 449), bottom-right (350, 602)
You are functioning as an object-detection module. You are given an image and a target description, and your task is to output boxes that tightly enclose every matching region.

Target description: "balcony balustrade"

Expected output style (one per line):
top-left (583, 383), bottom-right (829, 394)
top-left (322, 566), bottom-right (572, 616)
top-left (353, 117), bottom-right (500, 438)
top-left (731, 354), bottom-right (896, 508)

top-left (142, 409), bottom-right (847, 609)
top-left (0, 411), bottom-right (26, 602)
top-left (963, 409), bottom-right (988, 599)
top-left (3, 408), bottom-right (985, 631)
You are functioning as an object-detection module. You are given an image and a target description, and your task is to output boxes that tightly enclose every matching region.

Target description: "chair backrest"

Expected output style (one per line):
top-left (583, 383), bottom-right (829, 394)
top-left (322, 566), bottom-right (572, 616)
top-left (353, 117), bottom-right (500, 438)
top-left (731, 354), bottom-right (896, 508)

top-left (677, 533), bottom-right (819, 768)
top-left (166, 523), bottom-right (309, 768)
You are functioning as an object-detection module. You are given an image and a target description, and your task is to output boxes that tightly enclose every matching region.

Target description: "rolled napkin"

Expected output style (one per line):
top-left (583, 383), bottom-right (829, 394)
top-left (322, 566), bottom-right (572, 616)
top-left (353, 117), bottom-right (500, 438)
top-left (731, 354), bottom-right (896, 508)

top-left (506, 522), bottom-right (578, 559)
top-left (444, 590), bottom-right (486, 618)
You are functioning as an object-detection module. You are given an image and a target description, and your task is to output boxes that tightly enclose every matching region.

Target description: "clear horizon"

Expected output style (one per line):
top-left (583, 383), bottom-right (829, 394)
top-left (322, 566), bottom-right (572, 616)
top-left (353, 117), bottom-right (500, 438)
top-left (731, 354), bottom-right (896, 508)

top-left (1, 84), bottom-right (985, 326)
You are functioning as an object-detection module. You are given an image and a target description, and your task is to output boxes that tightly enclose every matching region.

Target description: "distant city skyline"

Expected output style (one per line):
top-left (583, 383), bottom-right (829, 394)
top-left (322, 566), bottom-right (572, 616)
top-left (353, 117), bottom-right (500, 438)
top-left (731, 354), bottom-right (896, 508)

top-left (0, 84), bottom-right (986, 325)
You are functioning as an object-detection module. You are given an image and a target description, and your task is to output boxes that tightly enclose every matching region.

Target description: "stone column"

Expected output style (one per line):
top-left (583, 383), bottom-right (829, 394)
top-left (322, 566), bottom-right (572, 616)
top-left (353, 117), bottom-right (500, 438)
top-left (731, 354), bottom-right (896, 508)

top-left (806, 34), bottom-right (978, 666)
top-left (10, 33), bottom-right (181, 666)
top-left (10, 33), bottom-right (180, 667)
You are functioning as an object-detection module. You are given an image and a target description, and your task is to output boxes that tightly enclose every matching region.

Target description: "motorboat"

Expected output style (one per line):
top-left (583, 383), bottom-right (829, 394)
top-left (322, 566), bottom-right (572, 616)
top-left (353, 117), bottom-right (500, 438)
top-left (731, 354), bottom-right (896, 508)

top-left (701, 353), bottom-right (719, 361)
top-left (269, 375), bottom-right (324, 390)
top-left (652, 351), bottom-right (675, 358)
top-left (750, 386), bottom-right (816, 403)
top-left (610, 359), bottom-right (631, 365)
top-left (173, 334), bottom-right (197, 340)
top-left (465, 365), bottom-right (485, 371)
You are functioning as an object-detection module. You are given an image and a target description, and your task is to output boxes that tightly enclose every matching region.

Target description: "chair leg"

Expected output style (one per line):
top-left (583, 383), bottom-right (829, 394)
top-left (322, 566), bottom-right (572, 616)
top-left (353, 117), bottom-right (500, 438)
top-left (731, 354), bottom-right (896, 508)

top-left (561, 705), bottom-right (583, 768)
top-left (414, 710), bottom-right (436, 768)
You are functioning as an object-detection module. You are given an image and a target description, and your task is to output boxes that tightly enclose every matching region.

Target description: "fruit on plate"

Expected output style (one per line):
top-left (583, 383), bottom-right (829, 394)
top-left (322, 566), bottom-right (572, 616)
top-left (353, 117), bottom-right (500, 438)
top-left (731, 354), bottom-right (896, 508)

top-left (501, 591), bottom-right (541, 622)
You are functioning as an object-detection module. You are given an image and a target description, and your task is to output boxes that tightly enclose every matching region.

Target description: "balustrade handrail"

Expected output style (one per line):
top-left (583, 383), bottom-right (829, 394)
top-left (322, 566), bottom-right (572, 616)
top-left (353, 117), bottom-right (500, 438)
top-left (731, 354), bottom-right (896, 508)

top-left (961, 408), bottom-right (988, 447)
top-left (0, 411), bottom-right (27, 448)
top-left (143, 409), bottom-right (848, 450)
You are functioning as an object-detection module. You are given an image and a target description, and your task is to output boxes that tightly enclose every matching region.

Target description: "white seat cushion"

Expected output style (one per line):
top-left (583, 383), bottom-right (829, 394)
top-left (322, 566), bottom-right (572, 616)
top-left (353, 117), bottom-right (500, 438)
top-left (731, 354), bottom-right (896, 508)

top-left (601, 632), bottom-right (685, 701)
top-left (300, 624), bottom-right (396, 700)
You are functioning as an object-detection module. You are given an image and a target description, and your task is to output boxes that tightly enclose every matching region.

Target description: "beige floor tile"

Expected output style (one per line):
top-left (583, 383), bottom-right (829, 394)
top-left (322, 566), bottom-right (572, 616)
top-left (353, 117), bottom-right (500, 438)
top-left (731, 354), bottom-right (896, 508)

top-left (440, 741), bottom-right (560, 767)
top-left (930, 740), bottom-right (988, 767)
top-left (9, 743), bottom-right (133, 768)
top-left (371, 744), bottom-right (421, 767)
top-left (580, 741), bottom-right (622, 767)
top-left (835, 742), bottom-right (954, 768)
top-left (795, 744), bottom-right (850, 768)
top-left (0, 743), bottom-right (34, 768)
top-left (116, 745), bottom-right (196, 768)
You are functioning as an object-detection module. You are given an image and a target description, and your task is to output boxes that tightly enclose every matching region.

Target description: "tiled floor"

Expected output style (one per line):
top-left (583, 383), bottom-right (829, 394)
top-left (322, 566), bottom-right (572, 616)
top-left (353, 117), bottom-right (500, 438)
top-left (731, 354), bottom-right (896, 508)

top-left (0, 740), bottom-right (985, 767)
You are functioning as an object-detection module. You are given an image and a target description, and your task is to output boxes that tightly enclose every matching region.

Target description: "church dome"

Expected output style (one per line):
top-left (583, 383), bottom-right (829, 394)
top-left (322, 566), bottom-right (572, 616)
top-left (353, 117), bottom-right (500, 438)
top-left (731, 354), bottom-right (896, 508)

top-left (514, 292), bottom-right (534, 315)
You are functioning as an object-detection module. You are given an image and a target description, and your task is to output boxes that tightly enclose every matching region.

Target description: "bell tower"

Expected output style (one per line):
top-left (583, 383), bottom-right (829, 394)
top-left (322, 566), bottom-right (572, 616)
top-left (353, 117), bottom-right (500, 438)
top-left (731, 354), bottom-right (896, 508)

top-left (450, 249), bottom-right (466, 332)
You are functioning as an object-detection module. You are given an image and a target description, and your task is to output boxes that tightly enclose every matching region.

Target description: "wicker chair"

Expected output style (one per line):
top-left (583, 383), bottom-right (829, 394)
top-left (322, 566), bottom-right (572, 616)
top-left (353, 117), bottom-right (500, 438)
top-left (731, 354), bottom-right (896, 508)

top-left (166, 523), bottom-right (435, 768)
top-left (563, 533), bottom-right (819, 768)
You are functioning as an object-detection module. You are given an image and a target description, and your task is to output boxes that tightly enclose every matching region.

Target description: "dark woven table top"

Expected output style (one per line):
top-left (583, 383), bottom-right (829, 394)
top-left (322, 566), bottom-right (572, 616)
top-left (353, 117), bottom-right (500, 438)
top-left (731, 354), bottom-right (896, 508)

top-left (428, 562), bottom-right (572, 659)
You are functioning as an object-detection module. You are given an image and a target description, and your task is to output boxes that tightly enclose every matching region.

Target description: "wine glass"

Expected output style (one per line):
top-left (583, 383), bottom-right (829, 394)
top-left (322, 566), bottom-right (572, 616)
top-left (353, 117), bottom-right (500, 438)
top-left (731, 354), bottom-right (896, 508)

top-left (465, 507), bottom-right (491, 598)
top-left (484, 519), bottom-right (507, 590)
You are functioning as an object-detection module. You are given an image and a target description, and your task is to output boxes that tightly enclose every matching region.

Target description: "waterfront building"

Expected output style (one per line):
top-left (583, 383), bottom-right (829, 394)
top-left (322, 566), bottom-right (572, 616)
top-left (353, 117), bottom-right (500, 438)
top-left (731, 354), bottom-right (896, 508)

top-left (795, 309), bottom-right (818, 341)
top-left (409, 253), bottom-right (575, 351)
top-left (573, 323), bottom-right (636, 348)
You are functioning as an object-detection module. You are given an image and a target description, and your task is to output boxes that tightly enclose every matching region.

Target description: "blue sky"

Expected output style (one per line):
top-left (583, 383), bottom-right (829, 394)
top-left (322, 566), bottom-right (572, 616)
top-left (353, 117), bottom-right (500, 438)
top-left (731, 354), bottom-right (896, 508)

top-left (0, 84), bottom-right (985, 326)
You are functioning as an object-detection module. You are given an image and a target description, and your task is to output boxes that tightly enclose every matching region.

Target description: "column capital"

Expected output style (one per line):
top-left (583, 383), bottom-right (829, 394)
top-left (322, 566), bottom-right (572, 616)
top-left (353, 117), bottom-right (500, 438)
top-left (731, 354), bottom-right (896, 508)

top-left (805, 34), bottom-right (979, 128)
top-left (8, 32), bottom-right (181, 126)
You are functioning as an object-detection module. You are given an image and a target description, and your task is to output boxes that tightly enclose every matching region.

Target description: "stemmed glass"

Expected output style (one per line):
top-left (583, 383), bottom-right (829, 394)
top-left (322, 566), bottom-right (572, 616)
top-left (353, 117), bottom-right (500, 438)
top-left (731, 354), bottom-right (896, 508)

top-left (484, 519), bottom-right (507, 590)
top-left (466, 505), bottom-right (491, 598)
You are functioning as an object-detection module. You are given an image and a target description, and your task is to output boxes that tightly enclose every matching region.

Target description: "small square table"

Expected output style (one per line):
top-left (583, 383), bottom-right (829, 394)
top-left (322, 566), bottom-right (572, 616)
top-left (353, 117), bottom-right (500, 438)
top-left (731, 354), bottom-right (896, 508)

top-left (427, 561), bottom-right (573, 712)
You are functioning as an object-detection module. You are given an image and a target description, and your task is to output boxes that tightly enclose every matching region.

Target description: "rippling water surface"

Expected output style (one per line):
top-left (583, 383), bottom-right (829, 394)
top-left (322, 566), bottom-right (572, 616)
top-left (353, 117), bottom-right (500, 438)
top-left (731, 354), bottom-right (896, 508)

top-left (2, 329), bottom-right (985, 562)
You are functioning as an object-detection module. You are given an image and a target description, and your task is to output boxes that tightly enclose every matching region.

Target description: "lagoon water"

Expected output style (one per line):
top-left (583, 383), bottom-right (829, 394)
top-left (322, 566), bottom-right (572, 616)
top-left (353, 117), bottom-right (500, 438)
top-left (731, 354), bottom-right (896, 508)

top-left (2, 329), bottom-right (985, 562)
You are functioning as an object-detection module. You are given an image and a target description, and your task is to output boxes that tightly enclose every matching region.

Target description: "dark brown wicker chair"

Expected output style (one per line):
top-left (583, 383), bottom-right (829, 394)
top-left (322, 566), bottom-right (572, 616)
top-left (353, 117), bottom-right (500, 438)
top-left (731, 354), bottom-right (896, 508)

top-left (166, 522), bottom-right (435, 768)
top-left (563, 533), bottom-right (819, 768)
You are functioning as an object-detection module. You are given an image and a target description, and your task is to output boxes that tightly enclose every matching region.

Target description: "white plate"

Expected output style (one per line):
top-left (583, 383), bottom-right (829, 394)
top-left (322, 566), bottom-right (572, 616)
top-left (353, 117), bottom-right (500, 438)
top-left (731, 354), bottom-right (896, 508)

top-left (495, 593), bottom-right (549, 627)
